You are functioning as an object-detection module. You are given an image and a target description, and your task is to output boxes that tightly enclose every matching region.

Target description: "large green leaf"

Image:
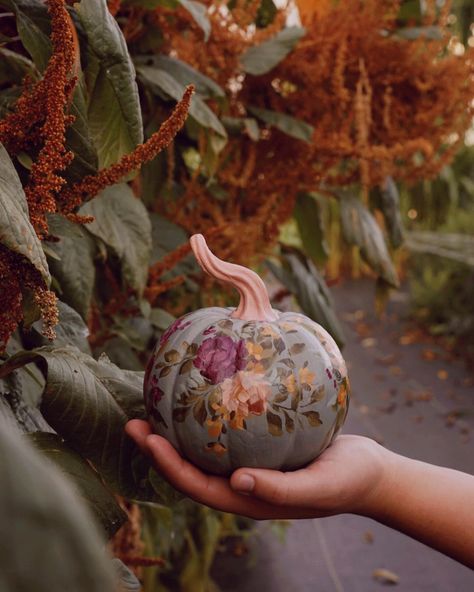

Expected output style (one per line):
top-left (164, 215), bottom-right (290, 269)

top-left (137, 66), bottom-right (227, 137)
top-left (0, 143), bottom-right (51, 285)
top-left (266, 251), bottom-right (345, 347)
top-left (134, 54), bottom-right (224, 99)
top-left (30, 300), bottom-right (92, 354)
top-left (0, 47), bottom-right (37, 85)
top-left (0, 418), bottom-right (116, 592)
top-left (150, 213), bottom-right (198, 280)
top-left (248, 106), bottom-right (313, 143)
top-left (79, 184), bottom-right (152, 296)
top-left (177, 0), bottom-right (210, 41)
top-left (375, 177), bottom-right (404, 249)
top-left (0, 346), bottom-right (153, 499)
top-left (240, 26), bottom-right (306, 75)
top-left (3, 0), bottom-right (52, 71)
top-left (76, 0), bottom-right (144, 168)
top-left (29, 432), bottom-right (127, 538)
top-left (293, 192), bottom-right (329, 265)
top-left (339, 194), bottom-right (399, 287)
top-left (45, 214), bottom-right (97, 320)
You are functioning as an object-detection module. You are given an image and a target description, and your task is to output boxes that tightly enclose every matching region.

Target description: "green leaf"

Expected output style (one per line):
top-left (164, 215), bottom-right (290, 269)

top-left (134, 54), bottom-right (224, 99)
top-left (266, 251), bottom-right (345, 347)
top-left (248, 106), bottom-right (313, 143)
top-left (65, 79), bottom-right (100, 183)
top-left (31, 300), bottom-right (92, 354)
top-left (339, 194), bottom-right (399, 287)
top-left (3, 0), bottom-right (52, 71)
top-left (256, 0), bottom-right (277, 28)
top-left (137, 66), bottom-right (227, 137)
top-left (0, 418), bottom-right (116, 592)
top-left (0, 143), bottom-right (51, 285)
top-left (176, 0), bottom-right (211, 42)
top-left (395, 25), bottom-right (442, 40)
top-left (0, 47), bottom-right (38, 85)
top-left (150, 213), bottom-right (198, 280)
top-left (0, 346), bottom-right (161, 500)
top-left (45, 214), bottom-right (96, 320)
top-left (293, 192), bottom-right (329, 265)
top-left (76, 0), bottom-right (144, 168)
top-left (240, 26), bottom-right (306, 75)
top-left (28, 432), bottom-right (127, 538)
top-left (79, 184), bottom-right (152, 296)
top-left (222, 116), bottom-right (260, 141)
top-left (375, 177), bottom-right (404, 249)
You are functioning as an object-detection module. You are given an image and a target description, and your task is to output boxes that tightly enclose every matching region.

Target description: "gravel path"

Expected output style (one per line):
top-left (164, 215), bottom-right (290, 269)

top-left (212, 280), bottom-right (474, 591)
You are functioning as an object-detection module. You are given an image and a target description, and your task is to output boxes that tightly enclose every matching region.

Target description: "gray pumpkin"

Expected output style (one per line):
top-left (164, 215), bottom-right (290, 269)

top-left (144, 234), bottom-right (349, 476)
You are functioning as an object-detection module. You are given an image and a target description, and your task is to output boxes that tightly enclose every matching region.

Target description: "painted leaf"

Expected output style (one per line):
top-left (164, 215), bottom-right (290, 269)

top-left (179, 359), bottom-right (194, 374)
top-left (283, 410), bottom-right (295, 433)
top-left (0, 418), bottom-right (116, 592)
top-left (0, 143), bottom-right (51, 285)
top-left (240, 26), bottom-right (306, 75)
top-left (77, 0), bottom-right (143, 168)
top-left (164, 349), bottom-right (180, 363)
top-left (248, 106), bottom-right (314, 143)
top-left (79, 184), bottom-right (152, 296)
top-left (339, 194), bottom-right (399, 287)
top-left (302, 410), bottom-right (322, 427)
top-left (267, 410), bottom-right (283, 436)
top-left (192, 397), bottom-right (208, 425)
top-left (290, 343), bottom-right (305, 355)
top-left (28, 432), bottom-right (127, 538)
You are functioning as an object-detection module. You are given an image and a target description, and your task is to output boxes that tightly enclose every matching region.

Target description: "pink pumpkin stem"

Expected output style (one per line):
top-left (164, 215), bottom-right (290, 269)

top-left (189, 234), bottom-right (278, 322)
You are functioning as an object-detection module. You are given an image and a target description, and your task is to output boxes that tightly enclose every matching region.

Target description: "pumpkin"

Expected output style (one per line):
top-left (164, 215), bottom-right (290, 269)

top-left (144, 234), bottom-right (350, 476)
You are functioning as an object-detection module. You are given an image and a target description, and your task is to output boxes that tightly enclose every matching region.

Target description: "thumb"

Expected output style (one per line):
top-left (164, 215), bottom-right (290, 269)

top-left (230, 468), bottom-right (293, 506)
top-left (230, 464), bottom-right (332, 509)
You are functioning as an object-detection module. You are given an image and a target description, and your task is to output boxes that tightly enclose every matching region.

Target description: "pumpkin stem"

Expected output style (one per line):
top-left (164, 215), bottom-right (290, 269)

top-left (190, 234), bottom-right (278, 322)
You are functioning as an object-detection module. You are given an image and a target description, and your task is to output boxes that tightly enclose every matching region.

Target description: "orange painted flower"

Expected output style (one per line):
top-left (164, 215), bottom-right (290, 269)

top-left (284, 373), bottom-right (298, 395)
top-left (220, 371), bottom-right (271, 429)
top-left (299, 367), bottom-right (315, 386)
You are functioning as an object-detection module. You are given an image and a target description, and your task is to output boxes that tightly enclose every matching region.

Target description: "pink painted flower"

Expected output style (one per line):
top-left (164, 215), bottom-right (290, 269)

top-left (220, 371), bottom-right (271, 429)
top-left (150, 386), bottom-right (164, 405)
top-left (203, 325), bottom-right (216, 335)
top-left (193, 336), bottom-right (247, 383)
top-left (160, 317), bottom-right (192, 346)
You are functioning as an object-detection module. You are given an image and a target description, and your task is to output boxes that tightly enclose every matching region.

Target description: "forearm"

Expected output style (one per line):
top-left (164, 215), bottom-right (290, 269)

top-left (365, 450), bottom-right (474, 568)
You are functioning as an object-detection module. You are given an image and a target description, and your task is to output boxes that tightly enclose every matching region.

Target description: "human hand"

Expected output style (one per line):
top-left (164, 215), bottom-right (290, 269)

top-left (125, 419), bottom-right (391, 520)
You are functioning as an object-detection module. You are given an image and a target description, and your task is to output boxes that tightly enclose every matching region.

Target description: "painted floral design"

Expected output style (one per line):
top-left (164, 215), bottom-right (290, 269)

top-left (160, 316), bottom-right (192, 346)
top-left (146, 313), bottom-right (350, 457)
top-left (193, 335), bottom-right (247, 384)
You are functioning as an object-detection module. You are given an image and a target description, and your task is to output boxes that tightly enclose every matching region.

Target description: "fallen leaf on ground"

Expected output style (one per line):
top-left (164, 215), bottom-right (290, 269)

top-left (373, 568), bottom-right (399, 585)
top-left (389, 365), bottom-right (403, 376)
top-left (361, 337), bottom-right (377, 348)
top-left (437, 369), bottom-right (449, 381)
top-left (376, 353), bottom-right (398, 366)
top-left (421, 348), bottom-right (438, 361)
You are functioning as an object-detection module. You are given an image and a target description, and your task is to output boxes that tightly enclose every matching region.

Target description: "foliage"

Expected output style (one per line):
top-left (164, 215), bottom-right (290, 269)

top-left (0, 0), bottom-right (472, 589)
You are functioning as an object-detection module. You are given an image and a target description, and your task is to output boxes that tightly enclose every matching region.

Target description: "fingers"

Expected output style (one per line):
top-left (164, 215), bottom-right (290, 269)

top-left (125, 419), bottom-right (153, 453)
top-left (230, 464), bottom-right (332, 511)
top-left (144, 434), bottom-right (309, 520)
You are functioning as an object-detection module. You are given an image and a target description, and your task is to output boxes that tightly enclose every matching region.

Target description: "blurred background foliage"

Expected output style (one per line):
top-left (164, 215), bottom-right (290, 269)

top-left (0, 0), bottom-right (473, 590)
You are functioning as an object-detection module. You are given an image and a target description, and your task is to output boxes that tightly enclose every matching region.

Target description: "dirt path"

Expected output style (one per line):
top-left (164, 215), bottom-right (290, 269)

top-left (212, 280), bottom-right (474, 591)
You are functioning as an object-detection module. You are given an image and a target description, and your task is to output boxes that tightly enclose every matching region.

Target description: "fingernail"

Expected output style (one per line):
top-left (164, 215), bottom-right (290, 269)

top-left (234, 474), bottom-right (255, 492)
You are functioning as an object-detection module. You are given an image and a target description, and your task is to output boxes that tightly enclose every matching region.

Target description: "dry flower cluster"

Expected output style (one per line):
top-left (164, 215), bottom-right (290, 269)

top-left (142, 0), bottom-right (474, 264)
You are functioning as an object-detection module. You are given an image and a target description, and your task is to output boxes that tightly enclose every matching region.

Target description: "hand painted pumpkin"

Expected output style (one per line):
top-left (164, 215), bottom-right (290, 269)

top-left (144, 234), bottom-right (350, 476)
